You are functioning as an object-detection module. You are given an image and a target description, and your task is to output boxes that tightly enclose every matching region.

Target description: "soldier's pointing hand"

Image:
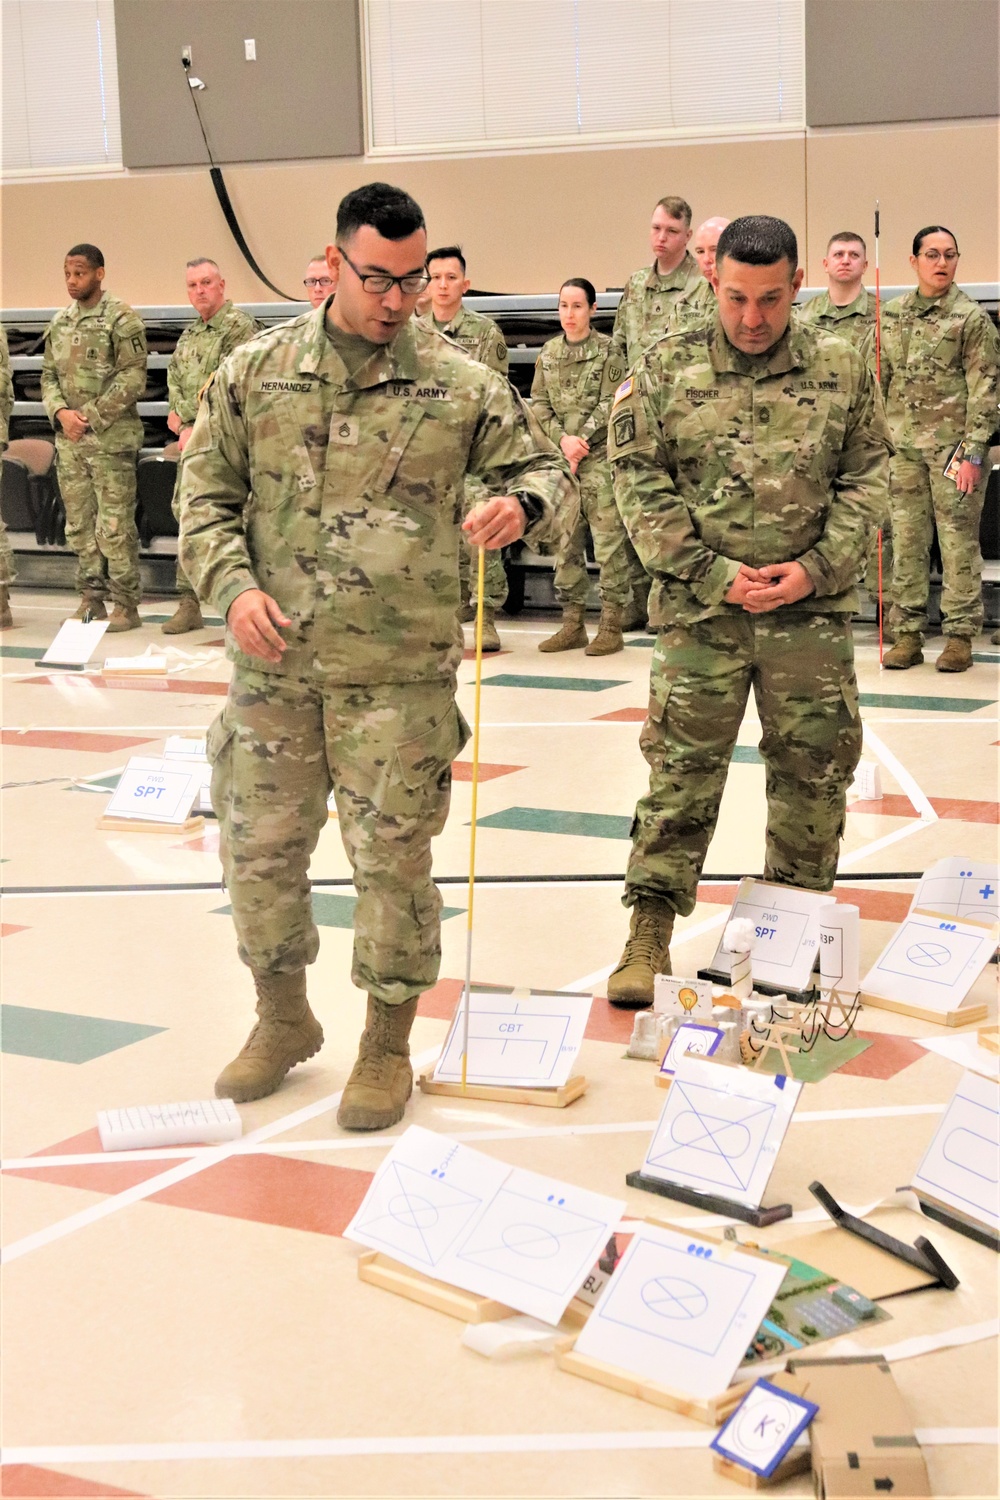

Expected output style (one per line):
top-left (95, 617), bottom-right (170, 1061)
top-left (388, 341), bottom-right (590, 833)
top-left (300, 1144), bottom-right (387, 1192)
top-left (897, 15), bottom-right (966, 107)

top-left (463, 495), bottom-right (528, 550)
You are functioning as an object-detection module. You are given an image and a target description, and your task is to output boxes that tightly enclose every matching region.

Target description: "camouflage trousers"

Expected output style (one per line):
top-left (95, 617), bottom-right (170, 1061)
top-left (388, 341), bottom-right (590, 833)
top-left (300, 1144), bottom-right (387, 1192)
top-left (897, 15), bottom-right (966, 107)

top-left (208, 665), bottom-right (469, 1004)
top-left (458, 480), bottom-right (508, 610)
top-left (889, 448), bottom-right (985, 639)
top-left (552, 459), bottom-right (631, 609)
top-left (171, 465), bottom-right (197, 599)
top-left (55, 440), bottom-right (140, 606)
top-left (624, 611), bottom-right (862, 918)
top-left (0, 517), bottom-right (14, 586)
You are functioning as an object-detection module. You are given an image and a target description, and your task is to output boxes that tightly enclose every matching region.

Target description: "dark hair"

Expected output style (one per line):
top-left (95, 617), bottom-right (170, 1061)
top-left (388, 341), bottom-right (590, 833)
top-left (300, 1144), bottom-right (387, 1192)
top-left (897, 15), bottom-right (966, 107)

top-left (827, 231), bottom-right (866, 254)
top-left (65, 243), bottom-right (104, 269)
top-left (912, 224), bottom-right (959, 256)
top-left (426, 245), bottom-right (467, 274)
top-left (717, 216), bottom-right (798, 271)
top-left (560, 277), bottom-right (597, 307)
top-left (336, 182), bottom-right (425, 245)
top-left (655, 196), bottom-right (692, 227)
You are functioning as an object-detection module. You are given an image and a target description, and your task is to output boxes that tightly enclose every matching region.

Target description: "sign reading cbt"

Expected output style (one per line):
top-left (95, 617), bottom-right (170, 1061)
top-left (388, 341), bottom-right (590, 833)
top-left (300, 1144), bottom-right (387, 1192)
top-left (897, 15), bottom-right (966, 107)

top-left (104, 757), bottom-right (201, 825)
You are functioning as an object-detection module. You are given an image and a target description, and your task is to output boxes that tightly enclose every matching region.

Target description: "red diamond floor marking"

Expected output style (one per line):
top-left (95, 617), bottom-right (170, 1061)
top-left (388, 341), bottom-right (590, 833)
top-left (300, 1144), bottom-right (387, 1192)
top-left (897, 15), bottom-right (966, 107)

top-left (836, 1031), bottom-right (926, 1080)
top-left (19, 675), bottom-right (227, 695)
top-left (0, 730), bottom-right (156, 753)
top-left (148, 1154), bottom-right (373, 1236)
top-left (1, 923), bottom-right (29, 938)
top-left (827, 887), bottom-right (913, 924)
top-left (462, 648), bottom-right (510, 661)
top-left (452, 760), bottom-right (525, 782)
top-left (1, 1465), bottom-right (147, 1497)
top-left (585, 1003), bottom-right (638, 1044)
top-left (418, 976), bottom-right (466, 1020)
top-left (171, 827), bottom-right (220, 852)
top-left (593, 706), bottom-right (645, 722)
top-left (852, 794), bottom-right (1000, 824)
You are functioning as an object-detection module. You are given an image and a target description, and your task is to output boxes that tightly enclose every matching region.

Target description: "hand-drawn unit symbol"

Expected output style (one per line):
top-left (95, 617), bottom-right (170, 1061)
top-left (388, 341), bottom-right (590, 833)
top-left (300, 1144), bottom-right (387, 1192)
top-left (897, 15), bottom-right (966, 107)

top-left (648, 1080), bottom-right (777, 1194)
top-left (457, 1187), bottom-right (609, 1293)
top-left (907, 942), bottom-right (951, 968)
top-left (732, 1394), bottom-right (794, 1452)
top-left (353, 1161), bottom-right (482, 1267)
top-left (641, 1276), bottom-right (709, 1320)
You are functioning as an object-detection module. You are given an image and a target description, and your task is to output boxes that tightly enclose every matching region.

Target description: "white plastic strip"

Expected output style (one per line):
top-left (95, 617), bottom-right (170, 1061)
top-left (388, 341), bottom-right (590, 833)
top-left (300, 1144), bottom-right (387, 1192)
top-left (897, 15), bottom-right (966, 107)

top-left (862, 726), bottom-right (938, 821)
top-left (2, 1425), bottom-right (994, 1467)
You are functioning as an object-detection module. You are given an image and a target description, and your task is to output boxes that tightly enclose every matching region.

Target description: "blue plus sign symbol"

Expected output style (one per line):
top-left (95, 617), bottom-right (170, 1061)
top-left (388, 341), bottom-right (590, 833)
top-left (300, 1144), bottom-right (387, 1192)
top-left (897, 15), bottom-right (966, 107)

top-left (980, 884), bottom-right (995, 901)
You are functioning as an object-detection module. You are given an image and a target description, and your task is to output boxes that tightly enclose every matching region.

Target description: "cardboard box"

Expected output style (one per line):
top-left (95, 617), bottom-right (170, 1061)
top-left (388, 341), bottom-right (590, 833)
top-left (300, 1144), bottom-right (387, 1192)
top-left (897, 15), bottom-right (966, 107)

top-left (786, 1355), bottom-right (930, 1497)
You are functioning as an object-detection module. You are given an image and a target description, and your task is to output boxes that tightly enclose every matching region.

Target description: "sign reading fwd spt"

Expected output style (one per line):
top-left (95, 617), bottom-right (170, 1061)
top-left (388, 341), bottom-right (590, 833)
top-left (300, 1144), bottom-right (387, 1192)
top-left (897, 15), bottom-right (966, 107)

top-left (104, 757), bottom-right (201, 825)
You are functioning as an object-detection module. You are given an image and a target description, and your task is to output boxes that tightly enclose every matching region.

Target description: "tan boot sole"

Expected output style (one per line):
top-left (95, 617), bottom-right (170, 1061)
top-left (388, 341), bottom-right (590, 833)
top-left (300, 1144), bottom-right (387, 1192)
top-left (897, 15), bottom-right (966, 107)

top-left (214, 1029), bottom-right (324, 1103)
top-left (337, 1068), bottom-right (413, 1131)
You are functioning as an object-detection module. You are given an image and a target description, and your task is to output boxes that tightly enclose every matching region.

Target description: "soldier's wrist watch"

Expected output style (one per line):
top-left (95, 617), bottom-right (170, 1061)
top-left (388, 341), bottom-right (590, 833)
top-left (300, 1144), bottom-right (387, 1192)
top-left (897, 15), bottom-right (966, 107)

top-left (514, 492), bottom-right (544, 526)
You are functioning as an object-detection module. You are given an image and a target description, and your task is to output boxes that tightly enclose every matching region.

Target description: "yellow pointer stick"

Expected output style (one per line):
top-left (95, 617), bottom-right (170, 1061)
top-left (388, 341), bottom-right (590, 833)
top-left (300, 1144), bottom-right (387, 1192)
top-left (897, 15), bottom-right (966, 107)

top-left (461, 545), bottom-right (486, 1091)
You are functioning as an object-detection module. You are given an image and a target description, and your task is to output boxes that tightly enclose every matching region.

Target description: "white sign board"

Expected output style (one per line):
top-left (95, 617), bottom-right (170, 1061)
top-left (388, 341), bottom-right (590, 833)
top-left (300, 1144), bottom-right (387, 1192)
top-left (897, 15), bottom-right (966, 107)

top-left (40, 618), bottom-right (108, 667)
top-left (657, 1022), bottom-right (725, 1081)
top-left (573, 1221), bottom-right (787, 1399)
top-left (432, 989), bottom-right (591, 1089)
top-left (654, 975), bottom-right (714, 1018)
top-left (345, 1125), bottom-right (624, 1325)
top-left (104, 756), bottom-right (200, 825)
top-left (711, 1377), bottom-right (818, 1478)
top-left (705, 879), bottom-right (829, 992)
top-left (641, 1055), bottom-right (801, 1210)
top-left (98, 1098), bottom-right (241, 1151)
top-left (909, 857), bottom-right (999, 926)
top-left (164, 736), bottom-right (208, 762)
top-left (911, 1071), bottom-right (999, 1231)
top-left (861, 908), bottom-right (999, 1016)
top-left (818, 901), bottom-right (860, 991)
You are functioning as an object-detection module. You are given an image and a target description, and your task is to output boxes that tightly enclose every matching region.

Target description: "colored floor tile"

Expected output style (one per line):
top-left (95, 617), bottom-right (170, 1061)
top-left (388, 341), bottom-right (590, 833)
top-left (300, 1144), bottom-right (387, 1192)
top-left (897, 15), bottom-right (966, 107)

top-left (0, 645), bottom-right (54, 660)
top-left (593, 706), bottom-right (646, 721)
top-left (829, 888), bottom-right (913, 924)
top-left (625, 637), bottom-right (655, 648)
top-left (482, 672), bottom-right (627, 692)
top-left (19, 675), bottom-right (227, 695)
top-left (213, 891), bottom-right (463, 928)
top-left (836, 1030), bottom-right (928, 1080)
top-left (0, 1005), bottom-right (166, 1064)
top-left (148, 1154), bottom-right (373, 1236)
top-left (462, 647), bottom-right (509, 660)
top-left (1, 1466), bottom-right (147, 1497)
top-left (749, 1028), bottom-right (872, 1082)
top-left (1, 924), bottom-right (29, 938)
top-left (1, 730), bottom-right (156, 753)
top-left (851, 795), bottom-right (1000, 824)
top-left (452, 760), bottom-right (525, 782)
top-left (475, 806), bottom-right (632, 840)
top-left (858, 692), bottom-right (995, 713)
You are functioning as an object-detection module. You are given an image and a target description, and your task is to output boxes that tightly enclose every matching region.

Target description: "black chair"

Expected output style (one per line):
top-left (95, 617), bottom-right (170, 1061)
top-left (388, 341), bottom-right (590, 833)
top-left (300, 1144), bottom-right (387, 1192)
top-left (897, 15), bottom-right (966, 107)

top-left (136, 448), bottom-right (179, 545)
top-left (1, 456), bottom-right (40, 538)
top-left (979, 447), bottom-right (1000, 563)
top-left (4, 438), bottom-right (58, 544)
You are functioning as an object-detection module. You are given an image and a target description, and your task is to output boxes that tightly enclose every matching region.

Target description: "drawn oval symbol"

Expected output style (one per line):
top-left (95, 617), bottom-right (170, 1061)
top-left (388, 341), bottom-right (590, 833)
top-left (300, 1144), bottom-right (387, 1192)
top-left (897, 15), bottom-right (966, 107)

top-left (641, 1276), bottom-right (708, 1320)
top-left (670, 1109), bottom-right (751, 1158)
top-left (906, 942), bottom-right (951, 968)
top-left (388, 1193), bottom-right (439, 1229)
top-left (501, 1222), bottom-right (561, 1258)
top-left (942, 1127), bottom-right (998, 1184)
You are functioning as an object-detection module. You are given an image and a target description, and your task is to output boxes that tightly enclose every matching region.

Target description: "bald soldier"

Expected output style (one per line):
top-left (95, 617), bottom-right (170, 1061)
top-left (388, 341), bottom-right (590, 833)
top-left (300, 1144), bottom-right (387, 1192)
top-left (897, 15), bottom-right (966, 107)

top-left (681, 215), bottom-right (730, 330)
top-left (179, 183), bottom-right (573, 1131)
top-left (164, 258), bottom-right (259, 633)
top-left (605, 216), bottom-right (892, 1007)
top-left (417, 245), bottom-right (510, 650)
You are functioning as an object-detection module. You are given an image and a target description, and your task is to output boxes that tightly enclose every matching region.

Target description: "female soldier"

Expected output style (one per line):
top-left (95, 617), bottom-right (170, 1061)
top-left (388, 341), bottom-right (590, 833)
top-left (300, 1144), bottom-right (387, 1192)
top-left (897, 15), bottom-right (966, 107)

top-left (880, 226), bottom-right (1000, 673)
top-left (529, 278), bottom-right (631, 655)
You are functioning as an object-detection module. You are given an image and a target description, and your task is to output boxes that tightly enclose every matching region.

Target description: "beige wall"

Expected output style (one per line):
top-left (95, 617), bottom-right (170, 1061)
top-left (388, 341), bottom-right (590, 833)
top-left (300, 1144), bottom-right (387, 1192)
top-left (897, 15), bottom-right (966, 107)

top-left (1, 119), bottom-right (995, 309)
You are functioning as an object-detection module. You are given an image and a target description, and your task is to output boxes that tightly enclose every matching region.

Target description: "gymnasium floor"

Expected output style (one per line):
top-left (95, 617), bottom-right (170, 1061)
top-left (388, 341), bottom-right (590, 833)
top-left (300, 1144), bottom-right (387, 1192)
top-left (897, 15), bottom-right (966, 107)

top-left (1, 589), bottom-right (997, 1500)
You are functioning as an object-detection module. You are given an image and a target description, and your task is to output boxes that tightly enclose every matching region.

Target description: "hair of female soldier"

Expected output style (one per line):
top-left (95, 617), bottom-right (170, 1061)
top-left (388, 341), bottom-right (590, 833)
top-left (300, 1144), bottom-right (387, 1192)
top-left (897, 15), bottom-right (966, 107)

top-left (336, 182), bottom-right (425, 245)
top-left (716, 216), bottom-right (798, 271)
top-left (912, 225), bottom-right (959, 256)
top-left (560, 277), bottom-right (597, 307)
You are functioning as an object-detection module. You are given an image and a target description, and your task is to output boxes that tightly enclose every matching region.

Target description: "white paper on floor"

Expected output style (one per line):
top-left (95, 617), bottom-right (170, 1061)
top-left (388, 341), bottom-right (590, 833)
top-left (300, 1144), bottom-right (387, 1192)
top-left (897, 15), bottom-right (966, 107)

top-left (911, 1071), bottom-right (1000, 1231)
top-left (431, 988), bottom-right (592, 1088)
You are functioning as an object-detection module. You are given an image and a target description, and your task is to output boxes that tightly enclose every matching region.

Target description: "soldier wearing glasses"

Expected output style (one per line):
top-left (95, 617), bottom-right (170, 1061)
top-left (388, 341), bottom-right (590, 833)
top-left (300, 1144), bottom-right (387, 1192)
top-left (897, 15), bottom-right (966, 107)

top-left (179, 183), bottom-right (573, 1132)
top-left (302, 255), bottom-right (337, 309)
top-left (880, 226), bottom-right (1000, 672)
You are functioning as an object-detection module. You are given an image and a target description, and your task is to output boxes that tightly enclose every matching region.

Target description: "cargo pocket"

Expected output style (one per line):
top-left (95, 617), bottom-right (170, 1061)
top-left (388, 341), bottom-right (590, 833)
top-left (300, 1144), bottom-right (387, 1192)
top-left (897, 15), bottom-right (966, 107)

top-left (378, 703), bottom-right (470, 824)
top-left (638, 687), bottom-right (669, 763)
top-left (205, 712), bottom-right (237, 827)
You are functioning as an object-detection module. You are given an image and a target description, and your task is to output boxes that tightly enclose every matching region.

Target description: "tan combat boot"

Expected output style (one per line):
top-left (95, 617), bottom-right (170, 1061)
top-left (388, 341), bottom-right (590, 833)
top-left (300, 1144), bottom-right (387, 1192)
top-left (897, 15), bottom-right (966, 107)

top-left (73, 593), bottom-right (108, 621)
top-left (882, 634), bottom-right (923, 670)
top-left (215, 970), bottom-right (324, 1103)
top-left (585, 604), bottom-right (625, 657)
top-left (539, 606), bottom-right (588, 652)
top-left (480, 607), bottom-right (502, 653)
top-left (606, 896), bottom-right (675, 1009)
top-left (935, 637), bottom-right (972, 673)
top-left (162, 595), bottom-right (204, 634)
top-left (621, 596), bottom-right (648, 632)
top-left (992, 630), bottom-right (1000, 645)
top-left (338, 996), bottom-right (418, 1131)
top-left (0, 586), bottom-right (12, 630)
top-left (106, 604), bottom-right (142, 633)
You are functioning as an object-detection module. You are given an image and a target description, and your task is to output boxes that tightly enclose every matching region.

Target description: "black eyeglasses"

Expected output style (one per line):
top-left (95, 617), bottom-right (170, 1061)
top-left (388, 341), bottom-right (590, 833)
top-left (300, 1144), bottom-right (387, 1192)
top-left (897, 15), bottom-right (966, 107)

top-left (339, 249), bottom-right (430, 296)
top-left (303, 276), bottom-right (333, 289)
top-left (918, 250), bottom-right (959, 264)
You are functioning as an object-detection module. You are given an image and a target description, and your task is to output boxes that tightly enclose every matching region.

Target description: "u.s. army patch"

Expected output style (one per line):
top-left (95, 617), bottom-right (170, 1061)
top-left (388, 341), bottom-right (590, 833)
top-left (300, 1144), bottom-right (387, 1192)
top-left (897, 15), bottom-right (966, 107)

top-left (330, 416), bottom-right (360, 446)
top-left (612, 376), bottom-right (633, 407)
top-left (613, 411), bottom-right (636, 447)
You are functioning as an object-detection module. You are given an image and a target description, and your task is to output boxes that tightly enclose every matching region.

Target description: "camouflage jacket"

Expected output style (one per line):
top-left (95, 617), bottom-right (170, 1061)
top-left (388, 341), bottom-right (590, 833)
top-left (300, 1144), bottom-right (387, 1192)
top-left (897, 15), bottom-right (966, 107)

top-left (179, 306), bottom-right (575, 685)
top-left (669, 275), bottom-right (717, 335)
top-left (0, 327), bottom-right (12, 452)
top-left (167, 301), bottom-right (259, 426)
top-left (528, 330), bottom-right (626, 464)
top-left (416, 305), bottom-right (509, 377)
top-left (797, 288), bottom-right (876, 369)
top-left (608, 253), bottom-right (705, 371)
top-left (41, 292), bottom-right (146, 451)
top-left (879, 284), bottom-right (1000, 462)
top-left (608, 316), bottom-right (893, 625)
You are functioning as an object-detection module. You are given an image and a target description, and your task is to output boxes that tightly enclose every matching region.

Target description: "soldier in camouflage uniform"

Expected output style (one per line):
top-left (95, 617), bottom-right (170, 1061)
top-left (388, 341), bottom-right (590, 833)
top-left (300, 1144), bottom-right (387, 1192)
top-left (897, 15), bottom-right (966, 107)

top-left (606, 217), bottom-right (892, 1008)
top-left (164, 259), bottom-right (258, 633)
top-left (0, 326), bottom-right (14, 628)
top-left (797, 231), bottom-right (889, 606)
top-left (879, 226), bottom-right (1000, 673)
top-left (41, 245), bottom-right (147, 630)
top-left (529, 277), bottom-right (629, 655)
top-left (609, 197), bottom-right (704, 629)
top-left (417, 246), bottom-right (510, 650)
top-left (179, 184), bottom-right (573, 1130)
